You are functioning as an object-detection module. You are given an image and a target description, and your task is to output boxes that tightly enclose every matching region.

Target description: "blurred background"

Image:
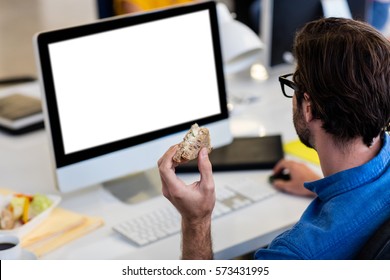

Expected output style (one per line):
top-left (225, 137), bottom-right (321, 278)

top-left (1, 0), bottom-right (389, 81)
top-left (0, 0), bottom-right (96, 79)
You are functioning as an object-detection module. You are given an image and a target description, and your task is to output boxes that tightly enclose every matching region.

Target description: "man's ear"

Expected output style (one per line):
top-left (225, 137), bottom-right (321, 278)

top-left (303, 93), bottom-right (314, 122)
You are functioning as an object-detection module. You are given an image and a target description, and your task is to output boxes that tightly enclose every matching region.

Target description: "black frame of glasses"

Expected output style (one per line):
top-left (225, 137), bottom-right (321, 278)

top-left (279, 73), bottom-right (299, 98)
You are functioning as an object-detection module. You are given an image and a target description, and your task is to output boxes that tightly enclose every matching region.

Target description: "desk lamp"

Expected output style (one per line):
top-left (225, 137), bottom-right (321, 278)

top-left (217, 3), bottom-right (266, 111)
top-left (216, 3), bottom-right (264, 76)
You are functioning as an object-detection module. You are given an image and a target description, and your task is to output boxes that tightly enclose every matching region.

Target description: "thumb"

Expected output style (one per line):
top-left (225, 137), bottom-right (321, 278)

top-left (198, 148), bottom-right (213, 186)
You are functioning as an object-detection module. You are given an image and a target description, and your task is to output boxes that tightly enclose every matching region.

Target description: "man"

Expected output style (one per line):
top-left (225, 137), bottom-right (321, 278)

top-left (157, 17), bottom-right (390, 259)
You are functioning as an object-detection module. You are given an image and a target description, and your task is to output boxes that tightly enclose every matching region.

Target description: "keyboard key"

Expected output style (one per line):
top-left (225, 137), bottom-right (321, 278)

top-left (226, 178), bottom-right (277, 201)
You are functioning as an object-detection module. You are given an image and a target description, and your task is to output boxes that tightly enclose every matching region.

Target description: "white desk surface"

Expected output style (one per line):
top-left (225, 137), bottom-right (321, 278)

top-left (0, 69), bottom-right (315, 259)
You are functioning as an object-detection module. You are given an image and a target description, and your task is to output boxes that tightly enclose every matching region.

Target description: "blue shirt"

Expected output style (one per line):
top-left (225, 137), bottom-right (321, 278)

top-left (254, 133), bottom-right (390, 259)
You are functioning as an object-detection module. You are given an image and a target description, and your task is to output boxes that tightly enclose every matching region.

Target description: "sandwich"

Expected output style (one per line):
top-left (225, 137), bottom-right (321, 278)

top-left (173, 123), bottom-right (212, 163)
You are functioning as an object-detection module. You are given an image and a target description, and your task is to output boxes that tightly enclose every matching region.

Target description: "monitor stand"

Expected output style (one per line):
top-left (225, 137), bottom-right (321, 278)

top-left (103, 167), bottom-right (163, 205)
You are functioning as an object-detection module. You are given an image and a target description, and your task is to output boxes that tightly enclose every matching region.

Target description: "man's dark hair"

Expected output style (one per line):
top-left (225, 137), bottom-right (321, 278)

top-left (293, 17), bottom-right (390, 147)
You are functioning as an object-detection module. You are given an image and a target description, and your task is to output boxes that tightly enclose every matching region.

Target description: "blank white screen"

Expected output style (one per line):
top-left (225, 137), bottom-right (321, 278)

top-left (48, 10), bottom-right (221, 154)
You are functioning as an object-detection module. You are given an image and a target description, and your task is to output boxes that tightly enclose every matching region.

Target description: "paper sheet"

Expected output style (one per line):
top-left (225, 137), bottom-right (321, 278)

top-left (21, 207), bottom-right (104, 257)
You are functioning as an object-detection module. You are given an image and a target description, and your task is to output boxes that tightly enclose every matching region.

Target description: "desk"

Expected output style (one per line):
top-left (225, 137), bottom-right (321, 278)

top-left (0, 70), bottom-right (314, 259)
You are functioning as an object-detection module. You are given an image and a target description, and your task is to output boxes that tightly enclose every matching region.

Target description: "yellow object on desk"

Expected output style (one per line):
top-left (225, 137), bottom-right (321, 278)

top-left (21, 208), bottom-right (104, 258)
top-left (283, 139), bottom-right (320, 165)
top-left (114, 0), bottom-right (194, 14)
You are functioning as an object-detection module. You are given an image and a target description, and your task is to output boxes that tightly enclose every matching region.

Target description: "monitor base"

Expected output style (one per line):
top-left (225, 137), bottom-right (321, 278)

top-left (103, 168), bottom-right (162, 205)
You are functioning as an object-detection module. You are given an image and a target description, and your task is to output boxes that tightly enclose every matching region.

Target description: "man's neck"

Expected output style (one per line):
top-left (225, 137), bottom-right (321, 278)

top-left (315, 132), bottom-right (382, 177)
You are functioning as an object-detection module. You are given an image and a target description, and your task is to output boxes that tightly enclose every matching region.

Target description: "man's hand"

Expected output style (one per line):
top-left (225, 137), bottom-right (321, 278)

top-left (158, 146), bottom-right (215, 259)
top-left (271, 159), bottom-right (320, 197)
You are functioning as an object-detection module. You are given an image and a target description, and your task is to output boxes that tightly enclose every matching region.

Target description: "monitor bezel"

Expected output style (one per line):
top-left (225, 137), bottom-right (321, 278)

top-left (36, 1), bottom-right (229, 169)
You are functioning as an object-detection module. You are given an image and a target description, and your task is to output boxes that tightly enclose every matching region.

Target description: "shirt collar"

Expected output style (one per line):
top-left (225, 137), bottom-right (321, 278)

top-left (305, 133), bottom-right (390, 200)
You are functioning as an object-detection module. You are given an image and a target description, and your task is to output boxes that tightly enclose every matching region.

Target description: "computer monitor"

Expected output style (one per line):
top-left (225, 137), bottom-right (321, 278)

top-left (34, 1), bottom-right (232, 194)
top-left (260, 0), bottom-right (369, 71)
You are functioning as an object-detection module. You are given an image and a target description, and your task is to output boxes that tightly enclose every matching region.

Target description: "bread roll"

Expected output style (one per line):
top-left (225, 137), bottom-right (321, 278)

top-left (173, 123), bottom-right (212, 163)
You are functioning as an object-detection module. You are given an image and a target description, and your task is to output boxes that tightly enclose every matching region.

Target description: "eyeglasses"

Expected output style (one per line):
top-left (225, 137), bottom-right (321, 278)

top-left (279, 73), bottom-right (299, 98)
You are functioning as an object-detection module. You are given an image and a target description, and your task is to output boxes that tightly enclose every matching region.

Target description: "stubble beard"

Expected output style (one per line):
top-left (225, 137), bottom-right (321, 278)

top-left (293, 106), bottom-right (314, 149)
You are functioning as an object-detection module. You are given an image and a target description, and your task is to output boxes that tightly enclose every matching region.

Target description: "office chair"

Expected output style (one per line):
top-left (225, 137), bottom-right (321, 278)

top-left (355, 216), bottom-right (390, 260)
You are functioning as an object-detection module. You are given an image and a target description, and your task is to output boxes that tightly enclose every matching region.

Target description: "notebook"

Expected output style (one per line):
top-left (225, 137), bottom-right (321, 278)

top-left (0, 93), bottom-right (44, 134)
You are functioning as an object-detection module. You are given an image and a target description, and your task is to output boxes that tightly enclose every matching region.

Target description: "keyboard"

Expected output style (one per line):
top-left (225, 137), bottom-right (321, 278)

top-left (113, 178), bottom-right (277, 246)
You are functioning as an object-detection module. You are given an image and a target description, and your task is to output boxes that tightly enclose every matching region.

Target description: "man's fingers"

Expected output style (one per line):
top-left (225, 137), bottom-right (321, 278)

top-left (158, 145), bottom-right (177, 167)
top-left (158, 145), bottom-right (180, 197)
top-left (273, 159), bottom-right (288, 174)
top-left (272, 179), bottom-right (291, 193)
